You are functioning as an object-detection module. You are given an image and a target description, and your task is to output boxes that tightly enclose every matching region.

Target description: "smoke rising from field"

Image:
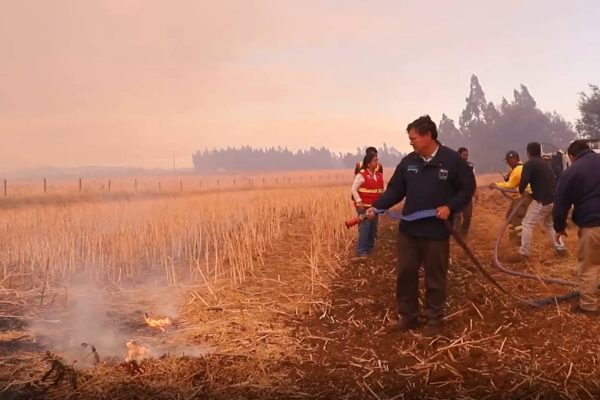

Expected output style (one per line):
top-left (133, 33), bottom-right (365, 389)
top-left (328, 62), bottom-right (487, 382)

top-left (27, 280), bottom-right (209, 368)
top-left (29, 284), bottom-right (127, 367)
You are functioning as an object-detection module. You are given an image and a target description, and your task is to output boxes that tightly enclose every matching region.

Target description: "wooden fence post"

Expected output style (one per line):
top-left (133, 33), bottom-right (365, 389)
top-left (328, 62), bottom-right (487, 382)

top-left (3, 179), bottom-right (6, 197)
top-left (43, 178), bottom-right (47, 194)
top-left (108, 179), bottom-right (111, 193)
top-left (79, 177), bottom-right (82, 192)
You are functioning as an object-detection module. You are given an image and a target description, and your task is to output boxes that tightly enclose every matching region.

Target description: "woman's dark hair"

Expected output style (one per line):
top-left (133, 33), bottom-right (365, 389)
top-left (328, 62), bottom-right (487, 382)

top-left (457, 147), bottom-right (468, 154)
top-left (567, 140), bottom-right (591, 158)
top-left (365, 146), bottom-right (378, 155)
top-left (406, 115), bottom-right (438, 140)
top-left (361, 153), bottom-right (378, 170)
top-left (526, 142), bottom-right (542, 157)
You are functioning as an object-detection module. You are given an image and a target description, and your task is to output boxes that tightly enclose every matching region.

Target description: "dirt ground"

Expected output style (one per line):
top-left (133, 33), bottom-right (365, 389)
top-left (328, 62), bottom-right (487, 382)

top-left (2, 188), bottom-right (600, 399)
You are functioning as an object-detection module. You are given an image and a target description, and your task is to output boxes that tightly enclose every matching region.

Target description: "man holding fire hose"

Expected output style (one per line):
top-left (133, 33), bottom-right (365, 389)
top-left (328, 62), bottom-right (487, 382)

top-left (516, 142), bottom-right (566, 258)
top-left (351, 153), bottom-right (384, 258)
top-left (366, 115), bottom-right (476, 336)
top-left (488, 150), bottom-right (531, 244)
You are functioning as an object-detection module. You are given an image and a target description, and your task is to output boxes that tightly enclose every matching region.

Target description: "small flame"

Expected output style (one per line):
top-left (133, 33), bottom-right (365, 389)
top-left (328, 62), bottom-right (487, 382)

top-left (125, 340), bottom-right (150, 363)
top-left (144, 312), bottom-right (172, 331)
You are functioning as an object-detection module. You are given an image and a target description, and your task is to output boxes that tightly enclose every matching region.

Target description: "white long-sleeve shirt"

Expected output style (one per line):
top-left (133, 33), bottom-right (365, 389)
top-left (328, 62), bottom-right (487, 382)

top-left (351, 170), bottom-right (381, 204)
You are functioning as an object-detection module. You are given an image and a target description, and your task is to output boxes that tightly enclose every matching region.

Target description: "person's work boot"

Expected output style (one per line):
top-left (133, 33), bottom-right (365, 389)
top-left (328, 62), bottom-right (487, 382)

top-left (385, 318), bottom-right (418, 334)
top-left (555, 248), bottom-right (568, 257)
top-left (423, 319), bottom-right (444, 337)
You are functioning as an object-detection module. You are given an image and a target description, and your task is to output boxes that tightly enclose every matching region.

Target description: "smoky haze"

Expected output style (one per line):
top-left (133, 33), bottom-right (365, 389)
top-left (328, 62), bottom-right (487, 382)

top-left (1, 0), bottom-right (599, 172)
top-left (28, 280), bottom-right (211, 367)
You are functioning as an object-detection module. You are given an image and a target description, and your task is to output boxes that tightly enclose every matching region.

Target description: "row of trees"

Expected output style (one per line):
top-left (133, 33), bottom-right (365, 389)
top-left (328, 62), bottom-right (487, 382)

top-left (193, 77), bottom-right (600, 173)
top-left (192, 144), bottom-right (405, 172)
top-left (439, 75), bottom-right (582, 171)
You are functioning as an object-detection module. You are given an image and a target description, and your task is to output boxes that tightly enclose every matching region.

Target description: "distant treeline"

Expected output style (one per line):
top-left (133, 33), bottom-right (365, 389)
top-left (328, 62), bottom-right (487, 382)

top-left (192, 144), bottom-right (405, 172)
top-left (193, 75), bottom-right (599, 174)
top-left (438, 75), bottom-right (577, 172)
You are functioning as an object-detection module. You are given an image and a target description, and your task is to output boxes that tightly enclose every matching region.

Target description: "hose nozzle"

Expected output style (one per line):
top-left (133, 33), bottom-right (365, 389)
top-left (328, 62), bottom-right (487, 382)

top-left (345, 215), bottom-right (366, 229)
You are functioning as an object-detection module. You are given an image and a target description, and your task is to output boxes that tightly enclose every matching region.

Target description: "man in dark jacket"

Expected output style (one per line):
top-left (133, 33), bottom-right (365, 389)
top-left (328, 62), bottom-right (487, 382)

top-left (454, 147), bottom-right (478, 235)
top-left (366, 115), bottom-right (476, 336)
top-left (517, 142), bottom-right (566, 258)
top-left (553, 140), bottom-right (600, 315)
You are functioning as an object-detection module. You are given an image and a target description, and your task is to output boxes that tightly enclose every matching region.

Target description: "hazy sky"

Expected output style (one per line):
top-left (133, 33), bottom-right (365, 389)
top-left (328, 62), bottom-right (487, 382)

top-left (1, 0), bottom-right (599, 171)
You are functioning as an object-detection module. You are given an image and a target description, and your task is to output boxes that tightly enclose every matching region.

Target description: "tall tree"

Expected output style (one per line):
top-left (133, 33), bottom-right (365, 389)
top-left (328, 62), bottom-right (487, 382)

top-left (546, 112), bottom-right (576, 150)
top-left (513, 84), bottom-right (537, 109)
top-left (459, 75), bottom-right (488, 133)
top-left (576, 84), bottom-right (600, 139)
top-left (438, 114), bottom-right (463, 150)
top-left (457, 77), bottom-right (575, 172)
top-left (483, 102), bottom-right (501, 127)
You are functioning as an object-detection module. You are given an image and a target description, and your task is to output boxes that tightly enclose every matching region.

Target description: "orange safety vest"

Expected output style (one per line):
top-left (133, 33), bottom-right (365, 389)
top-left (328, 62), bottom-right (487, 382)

top-left (357, 169), bottom-right (384, 206)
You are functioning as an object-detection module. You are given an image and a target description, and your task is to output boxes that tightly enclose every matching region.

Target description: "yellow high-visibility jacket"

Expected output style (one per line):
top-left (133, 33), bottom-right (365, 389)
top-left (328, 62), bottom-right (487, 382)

top-left (495, 163), bottom-right (530, 193)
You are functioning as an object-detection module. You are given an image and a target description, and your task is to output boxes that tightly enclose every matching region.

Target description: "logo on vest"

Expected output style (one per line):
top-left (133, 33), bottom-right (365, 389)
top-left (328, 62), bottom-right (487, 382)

top-left (439, 168), bottom-right (448, 180)
top-left (407, 165), bottom-right (419, 173)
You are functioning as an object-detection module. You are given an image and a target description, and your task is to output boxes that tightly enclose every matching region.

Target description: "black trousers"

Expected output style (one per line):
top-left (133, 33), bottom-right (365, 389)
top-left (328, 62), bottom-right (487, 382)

top-left (396, 232), bottom-right (450, 322)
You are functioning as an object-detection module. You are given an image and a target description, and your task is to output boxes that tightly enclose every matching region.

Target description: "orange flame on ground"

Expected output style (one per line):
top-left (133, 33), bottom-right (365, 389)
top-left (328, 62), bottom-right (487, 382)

top-left (125, 340), bottom-right (150, 363)
top-left (144, 312), bottom-right (172, 331)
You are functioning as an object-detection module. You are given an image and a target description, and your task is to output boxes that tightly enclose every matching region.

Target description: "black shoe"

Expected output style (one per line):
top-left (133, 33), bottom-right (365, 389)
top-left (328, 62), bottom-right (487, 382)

top-left (571, 304), bottom-right (597, 316)
top-left (423, 319), bottom-right (444, 337)
top-left (555, 248), bottom-right (568, 257)
top-left (385, 318), bottom-right (418, 334)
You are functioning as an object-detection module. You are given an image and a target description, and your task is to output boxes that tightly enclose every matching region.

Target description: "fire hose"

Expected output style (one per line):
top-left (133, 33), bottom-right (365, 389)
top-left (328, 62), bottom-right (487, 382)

top-left (492, 190), bottom-right (580, 306)
top-left (346, 203), bottom-right (577, 308)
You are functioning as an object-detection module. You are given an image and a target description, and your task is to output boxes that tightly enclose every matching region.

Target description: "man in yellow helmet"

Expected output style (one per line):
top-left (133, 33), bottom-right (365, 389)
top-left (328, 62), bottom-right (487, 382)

top-left (488, 150), bottom-right (532, 244)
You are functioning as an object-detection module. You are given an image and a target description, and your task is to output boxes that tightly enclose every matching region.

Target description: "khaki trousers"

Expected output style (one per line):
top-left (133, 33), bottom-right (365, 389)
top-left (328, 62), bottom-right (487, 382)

top-left (519, 200), bottom-right (566, 256)
top-left (578, 227), bottom-right (600, 311)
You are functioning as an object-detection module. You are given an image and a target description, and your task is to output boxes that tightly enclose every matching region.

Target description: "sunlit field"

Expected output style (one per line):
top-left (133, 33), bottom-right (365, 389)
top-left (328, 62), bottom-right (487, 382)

top-left (1, 171), bottom-right (596, 400)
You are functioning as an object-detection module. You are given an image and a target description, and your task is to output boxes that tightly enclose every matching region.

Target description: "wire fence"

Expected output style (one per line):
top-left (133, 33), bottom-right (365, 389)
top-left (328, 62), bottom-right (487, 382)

top-left (1, 171), bottom-right (369, 199)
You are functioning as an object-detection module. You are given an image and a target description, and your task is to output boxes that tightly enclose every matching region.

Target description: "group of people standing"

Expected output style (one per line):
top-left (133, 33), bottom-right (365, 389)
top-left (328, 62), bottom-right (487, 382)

top-left (350, 115), bottom-right (600, 336)
top-left (489, 143), bottom-right (566, 259)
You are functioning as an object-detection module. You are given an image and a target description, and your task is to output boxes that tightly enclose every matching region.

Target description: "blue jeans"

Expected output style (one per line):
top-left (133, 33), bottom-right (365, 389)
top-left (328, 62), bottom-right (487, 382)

top-left (357, 211), bottom-right (378, 256)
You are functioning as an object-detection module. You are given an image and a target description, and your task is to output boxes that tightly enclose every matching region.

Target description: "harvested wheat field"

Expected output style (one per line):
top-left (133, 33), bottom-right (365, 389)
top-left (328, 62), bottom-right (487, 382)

top-left (1, 180), bottom-right (599, 400)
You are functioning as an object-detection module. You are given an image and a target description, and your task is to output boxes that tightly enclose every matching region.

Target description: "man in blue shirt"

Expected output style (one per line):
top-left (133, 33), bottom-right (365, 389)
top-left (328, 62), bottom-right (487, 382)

top-left (553, 140), bottom-right (600, 315)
